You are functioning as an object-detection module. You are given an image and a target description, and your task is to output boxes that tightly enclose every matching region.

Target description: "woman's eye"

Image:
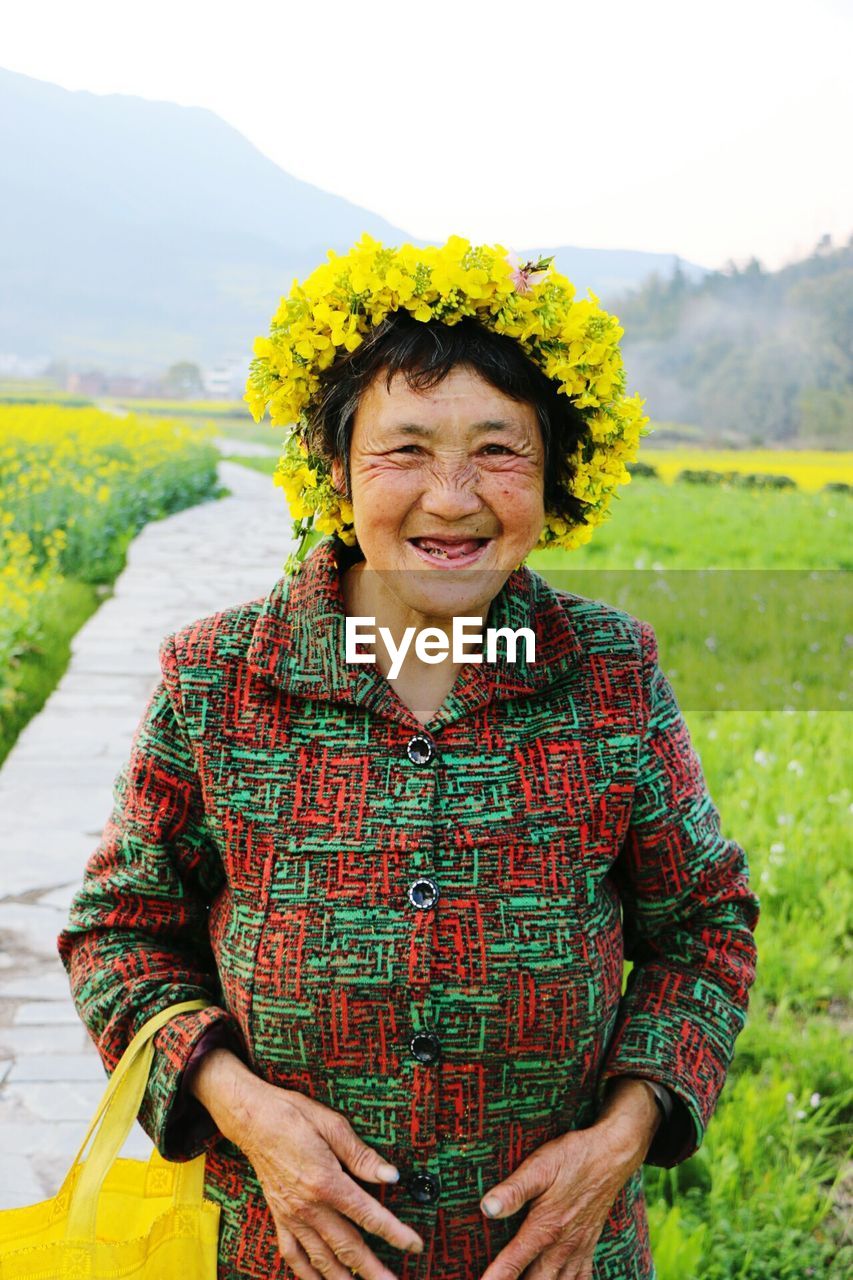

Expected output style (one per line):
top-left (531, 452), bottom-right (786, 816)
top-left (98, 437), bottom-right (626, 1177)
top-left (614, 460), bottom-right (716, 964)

top-left (386, 442), bottom-right (516, 458)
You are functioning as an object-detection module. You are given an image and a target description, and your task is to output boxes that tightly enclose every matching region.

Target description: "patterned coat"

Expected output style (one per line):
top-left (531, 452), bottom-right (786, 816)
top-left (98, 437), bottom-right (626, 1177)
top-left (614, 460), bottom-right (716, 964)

top-left (58, 538), bottom-right (760, 1280)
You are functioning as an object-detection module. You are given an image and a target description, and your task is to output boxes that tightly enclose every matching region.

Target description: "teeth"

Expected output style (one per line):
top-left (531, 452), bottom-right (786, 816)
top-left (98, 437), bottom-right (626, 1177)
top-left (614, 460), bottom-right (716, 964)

top-left (411, 538), bottom-right (485, 561)
top-left (412, 540), bottom-right (452, 559)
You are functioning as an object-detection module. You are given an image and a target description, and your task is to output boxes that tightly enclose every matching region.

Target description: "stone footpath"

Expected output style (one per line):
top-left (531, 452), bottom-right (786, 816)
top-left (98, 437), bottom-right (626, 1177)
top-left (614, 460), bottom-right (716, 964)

top-left (0, 458), bottom-right (293, 1208)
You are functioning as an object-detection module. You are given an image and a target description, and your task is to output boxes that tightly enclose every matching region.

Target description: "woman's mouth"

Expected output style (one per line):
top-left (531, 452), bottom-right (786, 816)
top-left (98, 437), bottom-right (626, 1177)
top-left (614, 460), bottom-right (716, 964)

top-left (408, 536), bottom-right (492, 567)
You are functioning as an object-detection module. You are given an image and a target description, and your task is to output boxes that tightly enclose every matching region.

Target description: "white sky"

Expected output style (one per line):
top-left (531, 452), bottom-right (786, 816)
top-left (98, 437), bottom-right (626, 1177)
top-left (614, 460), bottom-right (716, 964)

top-left (2, 0), bottom-right (851, 271)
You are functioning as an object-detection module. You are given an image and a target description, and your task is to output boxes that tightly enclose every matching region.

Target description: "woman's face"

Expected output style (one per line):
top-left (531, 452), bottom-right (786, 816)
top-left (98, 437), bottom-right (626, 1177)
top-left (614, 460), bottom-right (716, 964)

top-left (335, 363), bottom-right (546, 621)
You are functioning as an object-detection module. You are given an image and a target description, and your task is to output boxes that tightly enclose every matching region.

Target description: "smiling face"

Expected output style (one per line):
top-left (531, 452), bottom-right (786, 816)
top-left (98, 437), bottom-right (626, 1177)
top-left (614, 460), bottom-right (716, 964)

top-left (333, 363), bottom-right (546, 622)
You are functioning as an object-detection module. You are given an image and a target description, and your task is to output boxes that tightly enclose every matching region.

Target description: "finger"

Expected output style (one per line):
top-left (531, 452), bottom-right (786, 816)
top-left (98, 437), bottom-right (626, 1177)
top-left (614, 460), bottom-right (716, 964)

top-left (292, 1221), bottom-right (354, 1280)
top-left (319, 1112), bottom-right (401, 1186)
top-left (316, 1178), bottom-right (424, 1255)
top-left (543, 1237), bottom-right (596, 1280)
top-left (479, 1236), bottom-right (538, 1280)
top-left (305, 1208), bottom-right (402, 1280)
top-left (480, 1220), bottom-right (561, 1280)
top-left (522, 1251), bottom-right (563, 1280)
top-left (523, 1244), bottom-right (577, 1280)
top-left (557, 1261), bottom-right (594, 1280)
top-left (276, 1224), bottom-right (326, 1280)
top-left (481, 1152), bottom-right (555, 1220)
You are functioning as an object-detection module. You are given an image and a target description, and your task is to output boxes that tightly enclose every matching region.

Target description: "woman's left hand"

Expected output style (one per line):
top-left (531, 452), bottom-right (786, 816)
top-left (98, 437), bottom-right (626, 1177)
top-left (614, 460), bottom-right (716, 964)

top-left (478, 1082), bottom-right (659, 1280)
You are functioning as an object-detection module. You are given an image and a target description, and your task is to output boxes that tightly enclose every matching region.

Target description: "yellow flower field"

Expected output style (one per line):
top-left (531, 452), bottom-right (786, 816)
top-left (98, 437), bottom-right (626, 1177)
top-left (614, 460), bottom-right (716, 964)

top-left (644, 449), bottom-right (852, 491)
top-left (0, 404), bottom-right (220, 697)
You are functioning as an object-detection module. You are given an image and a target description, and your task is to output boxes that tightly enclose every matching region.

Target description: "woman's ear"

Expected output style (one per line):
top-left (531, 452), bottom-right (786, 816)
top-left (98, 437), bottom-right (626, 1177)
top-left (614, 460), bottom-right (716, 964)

top-left (331, 458), bottom-right (346, 495)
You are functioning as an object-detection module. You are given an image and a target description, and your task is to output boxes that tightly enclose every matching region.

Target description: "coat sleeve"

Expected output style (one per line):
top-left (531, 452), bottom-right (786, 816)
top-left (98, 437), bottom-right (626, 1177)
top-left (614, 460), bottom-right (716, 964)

top-left (595, 619), bottom-right (761, 1168)
top-left (57, 632), bottom-right (245, 1161)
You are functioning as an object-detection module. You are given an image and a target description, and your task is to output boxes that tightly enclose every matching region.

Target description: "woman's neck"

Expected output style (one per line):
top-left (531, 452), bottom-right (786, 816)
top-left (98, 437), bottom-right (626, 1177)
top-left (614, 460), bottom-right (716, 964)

top-left (341, 562), bottom-right (486, 726)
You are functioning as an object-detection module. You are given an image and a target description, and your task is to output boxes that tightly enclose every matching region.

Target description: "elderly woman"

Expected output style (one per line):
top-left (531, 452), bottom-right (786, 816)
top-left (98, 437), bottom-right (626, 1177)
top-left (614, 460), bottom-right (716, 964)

top-left (58, 236), bottom-right (760, 1280)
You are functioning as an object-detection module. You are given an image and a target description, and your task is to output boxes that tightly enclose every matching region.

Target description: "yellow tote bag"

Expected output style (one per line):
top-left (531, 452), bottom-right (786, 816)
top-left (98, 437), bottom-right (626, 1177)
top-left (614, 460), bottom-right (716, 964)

top-left (0, 998), bottom-right (220, 1280)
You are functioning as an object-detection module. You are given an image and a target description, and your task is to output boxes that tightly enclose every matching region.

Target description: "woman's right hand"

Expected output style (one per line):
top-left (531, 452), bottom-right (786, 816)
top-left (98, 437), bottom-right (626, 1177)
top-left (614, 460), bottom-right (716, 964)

top-left (190, 1047), bottom-right (425, 1280)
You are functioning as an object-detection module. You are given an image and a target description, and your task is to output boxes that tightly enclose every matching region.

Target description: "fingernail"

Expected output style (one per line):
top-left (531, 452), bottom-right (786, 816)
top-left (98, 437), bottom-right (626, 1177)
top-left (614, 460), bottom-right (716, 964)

top-left (378, 1161), bottom-right (400, 1183)
top-left (408, 1237), bottom-right (424, 1254)
top-left (481, 1195), bottom-right (502, 1217)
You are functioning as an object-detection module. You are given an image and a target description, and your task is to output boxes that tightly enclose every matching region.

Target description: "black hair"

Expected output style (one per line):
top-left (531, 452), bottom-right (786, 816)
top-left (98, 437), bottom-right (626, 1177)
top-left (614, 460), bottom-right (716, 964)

top-left (305, 309), bottom-right (592, 527)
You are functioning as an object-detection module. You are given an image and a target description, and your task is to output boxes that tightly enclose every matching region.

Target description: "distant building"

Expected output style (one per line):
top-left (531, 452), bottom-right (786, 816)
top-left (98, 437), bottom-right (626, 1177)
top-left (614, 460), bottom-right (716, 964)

top-left (65, 371), bottom-right (155, 397)
top-left (104, 375), bottom-right (150, 397)
top-left (202, 357), bottom-right (252, 400)
top-left (67, 371), bottom-right (107, 396)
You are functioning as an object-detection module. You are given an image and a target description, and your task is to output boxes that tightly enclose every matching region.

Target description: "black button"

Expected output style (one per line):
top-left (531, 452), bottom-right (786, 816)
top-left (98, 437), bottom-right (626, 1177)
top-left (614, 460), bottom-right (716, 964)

top-left (406, 734), bottom-right (435, 765)
top-left (407, 877), bottom-right (439, 911)
top-left (408, 1172), bottom-right (441, 1205)
top-left (410, 1031), bottom-right (441, 1065)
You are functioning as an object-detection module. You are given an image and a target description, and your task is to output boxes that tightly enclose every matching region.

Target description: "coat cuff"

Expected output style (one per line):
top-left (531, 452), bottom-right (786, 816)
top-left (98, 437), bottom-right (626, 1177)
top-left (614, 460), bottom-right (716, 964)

top-left (603, 1073), bottom-right (699, 1167)
top-left (596, 1046), bottom-right (705, 1168)
top-left (138, 1003), bottom-right (246, 1161)
top-left (646, 1089), bottom-right (695, 1167)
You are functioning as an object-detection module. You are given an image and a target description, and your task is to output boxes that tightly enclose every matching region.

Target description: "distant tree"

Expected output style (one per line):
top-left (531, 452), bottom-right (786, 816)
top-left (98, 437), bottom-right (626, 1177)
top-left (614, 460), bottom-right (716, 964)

top-left (697, 338), bottom-right (810, 441)
top-left (615, 240), bottom-right (853, 445)
top-left (790, 269), bottom-right (853, 386)
top-left (162, 361), bottom-right (204, 398)
top-left (797, 387), bottom-right (853, 447)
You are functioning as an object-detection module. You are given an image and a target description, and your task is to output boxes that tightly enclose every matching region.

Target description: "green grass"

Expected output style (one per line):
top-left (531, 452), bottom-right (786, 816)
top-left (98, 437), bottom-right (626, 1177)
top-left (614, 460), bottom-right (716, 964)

top-left (219, 452), bottom-right (282, 471)
top-left (528, 476), bottom-right (852, 570)
top-left (0, 577), bottom-right (103, 765)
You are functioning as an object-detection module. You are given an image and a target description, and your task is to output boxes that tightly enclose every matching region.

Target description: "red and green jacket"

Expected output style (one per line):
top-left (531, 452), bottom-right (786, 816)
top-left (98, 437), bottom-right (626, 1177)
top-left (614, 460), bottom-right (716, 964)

top-left (58, 537), bottom-right (760, 1280)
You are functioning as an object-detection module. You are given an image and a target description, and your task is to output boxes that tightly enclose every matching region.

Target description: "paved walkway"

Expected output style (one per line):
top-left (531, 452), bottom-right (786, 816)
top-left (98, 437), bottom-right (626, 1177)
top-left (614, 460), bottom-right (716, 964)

top-left (0, 458), bottom-right (294, 1207)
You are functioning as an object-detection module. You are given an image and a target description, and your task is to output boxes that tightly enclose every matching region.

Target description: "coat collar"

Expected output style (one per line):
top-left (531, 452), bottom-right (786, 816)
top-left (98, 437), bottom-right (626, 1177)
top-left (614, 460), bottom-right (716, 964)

top-left (246, 538), bottom-right (583, 728)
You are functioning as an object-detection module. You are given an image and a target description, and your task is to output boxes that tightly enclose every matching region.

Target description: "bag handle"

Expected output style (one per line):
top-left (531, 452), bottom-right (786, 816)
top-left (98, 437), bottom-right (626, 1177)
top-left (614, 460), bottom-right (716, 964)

top-left (63, 998), bottom-right (211, 1242)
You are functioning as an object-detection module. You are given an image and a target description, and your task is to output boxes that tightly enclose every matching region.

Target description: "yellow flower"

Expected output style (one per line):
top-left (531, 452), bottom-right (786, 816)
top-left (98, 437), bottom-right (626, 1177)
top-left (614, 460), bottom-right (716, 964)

top-left (314, 512), bottom-right (339, 536)
top-left (246, 233), bottom-right (648, 556)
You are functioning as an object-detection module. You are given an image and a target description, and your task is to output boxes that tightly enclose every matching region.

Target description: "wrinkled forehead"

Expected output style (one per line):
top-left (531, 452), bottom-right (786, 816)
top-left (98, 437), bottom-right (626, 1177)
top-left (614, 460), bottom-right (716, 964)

top-left (351, 364), bottom-right (543, 440)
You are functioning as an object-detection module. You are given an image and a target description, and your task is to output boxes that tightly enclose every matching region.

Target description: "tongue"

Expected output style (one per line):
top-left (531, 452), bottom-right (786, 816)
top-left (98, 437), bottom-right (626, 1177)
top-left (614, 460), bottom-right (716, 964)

top-left (419, 538), bottom-right (482, 559)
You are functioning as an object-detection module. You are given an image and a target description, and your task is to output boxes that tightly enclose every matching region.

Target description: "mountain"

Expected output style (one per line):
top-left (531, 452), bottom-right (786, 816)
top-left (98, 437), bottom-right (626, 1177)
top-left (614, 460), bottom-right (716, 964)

top-left (520, 245), bottom-right (706, 304)
top-left (0, 67), bottom-right (709, 372)
top-left (612, 242), bottom-right (853, 444)
top-left (0, 67), bottom-right (410, 372)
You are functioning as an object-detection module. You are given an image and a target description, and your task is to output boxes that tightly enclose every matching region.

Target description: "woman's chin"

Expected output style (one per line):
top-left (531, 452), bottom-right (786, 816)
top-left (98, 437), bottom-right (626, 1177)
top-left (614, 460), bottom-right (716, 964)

top-left (382, 567), bottom-right (510, 621)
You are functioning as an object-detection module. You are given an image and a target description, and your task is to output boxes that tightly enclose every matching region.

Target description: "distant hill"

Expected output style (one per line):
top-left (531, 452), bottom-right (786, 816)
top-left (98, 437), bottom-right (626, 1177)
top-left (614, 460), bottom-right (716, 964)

top-left (522, 245), bottom-right (707, 304)
top-left (0, 67), bottom-right (708, 372)
top-left (614, 240), bottom-right (853, 446)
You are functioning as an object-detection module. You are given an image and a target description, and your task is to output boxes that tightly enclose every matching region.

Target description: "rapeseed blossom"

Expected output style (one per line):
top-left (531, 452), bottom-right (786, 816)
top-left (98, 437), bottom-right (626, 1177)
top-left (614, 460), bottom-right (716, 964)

top-left (246, 233), bottom-right (650, 556)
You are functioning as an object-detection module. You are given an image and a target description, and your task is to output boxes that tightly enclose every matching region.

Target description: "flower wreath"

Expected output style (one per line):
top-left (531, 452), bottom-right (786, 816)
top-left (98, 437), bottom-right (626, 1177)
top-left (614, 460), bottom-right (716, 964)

top-left (245, 233), bottom-right (649, 565)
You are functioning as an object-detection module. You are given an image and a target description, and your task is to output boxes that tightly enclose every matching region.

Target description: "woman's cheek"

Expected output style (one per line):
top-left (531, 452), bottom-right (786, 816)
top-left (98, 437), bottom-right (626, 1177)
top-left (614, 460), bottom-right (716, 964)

top-left (352, 468), bottom-right (422, 541)
top-left (354, 462), bottom-right (413, 497)
top-left (485, 475), bottom-right (545, 542)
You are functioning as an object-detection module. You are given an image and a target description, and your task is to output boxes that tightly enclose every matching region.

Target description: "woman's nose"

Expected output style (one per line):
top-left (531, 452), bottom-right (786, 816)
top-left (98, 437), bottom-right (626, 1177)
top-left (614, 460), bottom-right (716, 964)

top-left (418, 467), bottom-right (484, 521)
